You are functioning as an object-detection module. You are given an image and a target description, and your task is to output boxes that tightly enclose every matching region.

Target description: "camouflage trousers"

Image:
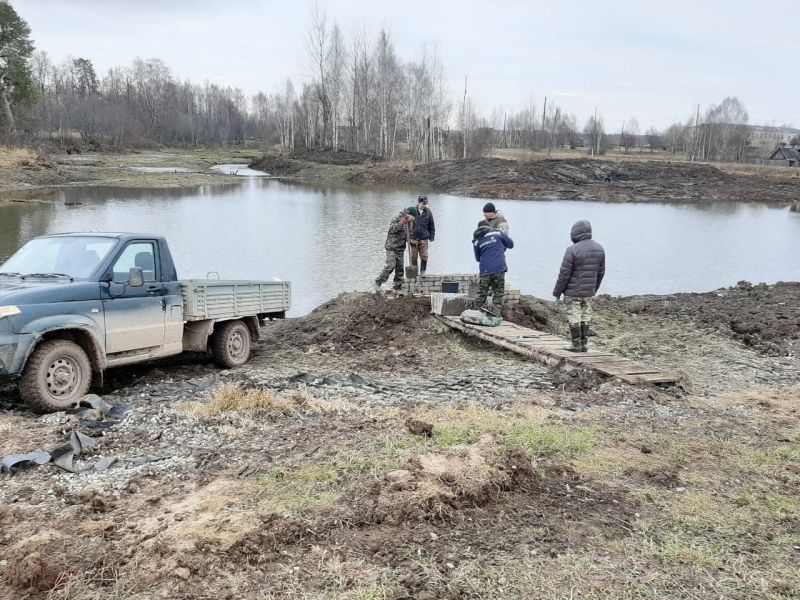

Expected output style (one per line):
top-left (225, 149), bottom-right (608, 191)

top-left (475, 272), bottom-right (505, 306)
top-left (410, 239), bottom-right (429, 262)
top-left (376, 249), bottom-right (405, 290)
top-left (564, 296), bottom-right (593, 325)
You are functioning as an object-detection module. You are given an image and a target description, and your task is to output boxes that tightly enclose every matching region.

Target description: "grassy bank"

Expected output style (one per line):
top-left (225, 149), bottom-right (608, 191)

top-left (0, 146), bottom-right (264, 200)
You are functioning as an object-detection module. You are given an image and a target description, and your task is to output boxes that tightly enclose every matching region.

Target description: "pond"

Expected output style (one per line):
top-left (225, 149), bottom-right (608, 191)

top-left (2, 179), bottom-right (799, 316)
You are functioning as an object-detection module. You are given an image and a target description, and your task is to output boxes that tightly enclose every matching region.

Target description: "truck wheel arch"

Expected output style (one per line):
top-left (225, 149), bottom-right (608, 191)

top-left (241, 315), bottom-right (262, 342)
top-left (36, 328), bottom-right (106, 373)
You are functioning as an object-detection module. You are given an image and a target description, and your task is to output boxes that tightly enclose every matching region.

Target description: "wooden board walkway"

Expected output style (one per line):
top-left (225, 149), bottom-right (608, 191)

top-left (437, 316), bottom-right (680, 385)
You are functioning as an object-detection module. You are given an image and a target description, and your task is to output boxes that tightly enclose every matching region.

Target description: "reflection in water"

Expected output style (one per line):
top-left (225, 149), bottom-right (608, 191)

top-left (1, 180), bottom-right (799, 315)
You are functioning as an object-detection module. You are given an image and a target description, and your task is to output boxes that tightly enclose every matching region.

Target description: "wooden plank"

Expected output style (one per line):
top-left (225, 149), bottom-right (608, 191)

top-left (569, 355), bottom-right (629, 364)
top-left (517, 340), bottom-right (569, 347)
top-left (594, 365), bottom-right (663, 376)
top-left (437, 315), bottom-right (677, 385)
top-left (618, 373), bottom-right (680, 384)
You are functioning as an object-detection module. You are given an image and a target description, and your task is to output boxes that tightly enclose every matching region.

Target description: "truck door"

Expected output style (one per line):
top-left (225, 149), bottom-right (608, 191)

top-left (102, 241), bottom-right (166, 355)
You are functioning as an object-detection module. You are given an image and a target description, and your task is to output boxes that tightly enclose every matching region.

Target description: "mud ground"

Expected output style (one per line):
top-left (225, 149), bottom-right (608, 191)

top-left (250, 149), bottom-right (800, 205)
top-left (1, 285), bottom-right (798, 600)
top-left (0, 148), bottom-right (262, 199)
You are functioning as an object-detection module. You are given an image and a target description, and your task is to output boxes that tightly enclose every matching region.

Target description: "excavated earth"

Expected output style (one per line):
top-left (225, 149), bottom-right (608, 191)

top-left (0, 285), bottom-right (798, 600)
top-left (251, 151), bottom-right (800, 204)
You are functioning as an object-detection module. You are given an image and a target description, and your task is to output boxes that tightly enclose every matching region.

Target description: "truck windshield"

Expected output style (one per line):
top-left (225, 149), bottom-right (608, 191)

top-left (0, 236), bottom-right (116, 280)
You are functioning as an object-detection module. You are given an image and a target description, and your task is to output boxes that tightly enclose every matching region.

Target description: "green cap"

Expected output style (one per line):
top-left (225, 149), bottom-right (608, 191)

top-left (406, 207), bottom-right (420, 217)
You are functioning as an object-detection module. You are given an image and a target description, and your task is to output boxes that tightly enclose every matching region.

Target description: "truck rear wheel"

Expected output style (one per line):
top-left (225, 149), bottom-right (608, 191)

top-left (19, 340), bottom-right (92, 413)
top-left (211, 320), bottom-right (251, 368)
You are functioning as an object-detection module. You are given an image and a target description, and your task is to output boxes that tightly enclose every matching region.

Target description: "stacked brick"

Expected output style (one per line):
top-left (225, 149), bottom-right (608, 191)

top-left (385, 273), bottom-right (521, 306)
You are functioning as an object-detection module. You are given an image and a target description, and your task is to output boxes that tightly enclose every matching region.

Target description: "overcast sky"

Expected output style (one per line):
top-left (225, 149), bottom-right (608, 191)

top-left (14, 0), bottom-right (800, 131)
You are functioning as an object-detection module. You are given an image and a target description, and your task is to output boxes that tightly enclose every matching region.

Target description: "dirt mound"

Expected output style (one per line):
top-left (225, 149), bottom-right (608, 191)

top-left (353, 437), bottom-right (535, 524)
top-left (265, 293), bottom-right (438, 366)
top-left (248, 154), bottom-right (302, 175)
top-left (392, 157), bottom-right (732, 190)
top-left (600, 282), bottom-right (800, 356)
top-left (250, 148), bottom-right (385, 172)
top-left (3, 530), bottom-right (72, 591)
top-left (290, 148), bottom-right (385, 165)
top-left (369, 156), bottom-right (799, 204)
top-left (502, 295), bottom-right (564, 335)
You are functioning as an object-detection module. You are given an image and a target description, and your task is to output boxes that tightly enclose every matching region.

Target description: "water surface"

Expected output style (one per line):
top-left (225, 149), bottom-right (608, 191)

top-left (1, 179), bottom-right (799, 315)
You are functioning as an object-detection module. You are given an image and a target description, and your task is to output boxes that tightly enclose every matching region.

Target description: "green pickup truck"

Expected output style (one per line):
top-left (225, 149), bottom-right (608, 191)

top-left (0, 233), bottom-right (290, 413)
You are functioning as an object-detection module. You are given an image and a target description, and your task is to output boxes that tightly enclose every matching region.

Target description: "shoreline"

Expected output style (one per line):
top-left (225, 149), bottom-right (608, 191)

top-left (2, 146), bottom-right (799, 205)
top-left (0, 147), bottom-right (264, 201)
top-left (250, 148), bottom-right (800, 205)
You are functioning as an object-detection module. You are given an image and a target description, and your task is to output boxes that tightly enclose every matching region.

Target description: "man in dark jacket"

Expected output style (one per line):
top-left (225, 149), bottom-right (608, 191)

top-left (374, 207), bottom-right (418, 294)
top-left (472, 225), bottom-right (514, 309)
top-left (411, 195), bottom-right (435, 275)
top-left (478, 202), bottom-right (509, 234)
top-left (553, 220), bottom-right (606, 352)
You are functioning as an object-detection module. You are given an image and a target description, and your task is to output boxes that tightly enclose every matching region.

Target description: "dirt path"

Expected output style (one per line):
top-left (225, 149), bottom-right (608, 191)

top-left (1, 287), bottom-right (798, 599)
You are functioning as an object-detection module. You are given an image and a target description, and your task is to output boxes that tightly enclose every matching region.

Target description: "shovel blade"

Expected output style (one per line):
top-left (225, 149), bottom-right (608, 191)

top-left (405, 266), bottom-right (418, 279)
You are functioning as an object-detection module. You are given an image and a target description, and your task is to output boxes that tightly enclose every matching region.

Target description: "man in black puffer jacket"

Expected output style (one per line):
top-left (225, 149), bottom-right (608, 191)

top-left (553, 220), bottom-right (605, 352)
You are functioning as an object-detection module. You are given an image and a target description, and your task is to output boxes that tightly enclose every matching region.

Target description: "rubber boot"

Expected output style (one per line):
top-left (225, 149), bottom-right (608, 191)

top-left (565, 324), bottom-right (581, 352)
top-left (420, 260), bottom-right (427, 275)
top-left (580, 322), bottom-right (590, 352)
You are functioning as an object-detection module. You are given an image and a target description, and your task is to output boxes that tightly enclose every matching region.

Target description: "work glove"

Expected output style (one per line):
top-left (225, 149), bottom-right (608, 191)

top-left (410, 240), bottom-right (418, 247)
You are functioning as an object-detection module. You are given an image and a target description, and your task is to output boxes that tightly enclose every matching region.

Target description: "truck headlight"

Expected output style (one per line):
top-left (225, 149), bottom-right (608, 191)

top-left (0, 306), bottom-right (21, 318)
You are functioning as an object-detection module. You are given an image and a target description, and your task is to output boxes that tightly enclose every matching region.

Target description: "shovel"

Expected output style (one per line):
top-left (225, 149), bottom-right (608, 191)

top-left (404, 222), bottom-right (418, 279)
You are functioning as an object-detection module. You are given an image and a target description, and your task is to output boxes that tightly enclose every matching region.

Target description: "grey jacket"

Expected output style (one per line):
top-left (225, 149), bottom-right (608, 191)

top-left (553, 220), bottom-right (606, 298)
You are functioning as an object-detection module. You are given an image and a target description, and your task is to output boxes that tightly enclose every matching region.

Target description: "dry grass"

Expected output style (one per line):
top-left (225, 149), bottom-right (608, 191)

top-left (490, 147), bottom-right (683, 163)
top-left (179, 384), bottom-right (297, 417)
top-left (176, 384), bottom-right (359, 418)
top-left (718, 161), bottom-right (800, 179)
top-left (713, 387), bottom-right (800, 414)
top-left (0, 146), bottom-right (37, 168)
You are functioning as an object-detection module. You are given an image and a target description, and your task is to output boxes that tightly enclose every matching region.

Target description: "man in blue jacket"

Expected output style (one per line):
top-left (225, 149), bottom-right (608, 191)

top-left (472, 225), bottom-right (514, 309)
top-left (411, 195), bottom-right (435, 275)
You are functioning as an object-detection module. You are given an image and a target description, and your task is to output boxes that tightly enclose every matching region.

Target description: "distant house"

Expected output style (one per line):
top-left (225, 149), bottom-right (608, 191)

top-left (748, 125), bottom-right (800, 150)
top-left (767, 146), bottom-right (800, 167)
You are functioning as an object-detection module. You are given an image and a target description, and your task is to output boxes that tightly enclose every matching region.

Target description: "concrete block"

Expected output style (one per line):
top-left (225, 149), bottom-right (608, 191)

top-left (431, 293), bottom-right (470, 316)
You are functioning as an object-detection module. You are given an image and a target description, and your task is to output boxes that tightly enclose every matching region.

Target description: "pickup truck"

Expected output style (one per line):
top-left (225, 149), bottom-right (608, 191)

top-left (0, 233), bottom-right (290, 413)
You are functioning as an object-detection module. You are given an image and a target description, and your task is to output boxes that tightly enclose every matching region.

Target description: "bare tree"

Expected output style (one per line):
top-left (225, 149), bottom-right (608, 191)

top-left (326, 24), bottom-right (346, 149)
top-left (584, 113), bottom-right (607, 155)
top-left (306, 4), bottom-right (329, 146)
top-left (621, 117), bottom-right (639, 152)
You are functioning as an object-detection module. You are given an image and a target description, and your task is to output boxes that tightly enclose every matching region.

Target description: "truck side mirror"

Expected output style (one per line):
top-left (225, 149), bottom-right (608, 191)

top-left (129, 267), bottom-right (144, 288)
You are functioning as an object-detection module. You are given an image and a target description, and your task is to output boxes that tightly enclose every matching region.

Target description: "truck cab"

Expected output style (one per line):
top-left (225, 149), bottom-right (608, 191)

top-left (0, 233), bottom-right (289, 413)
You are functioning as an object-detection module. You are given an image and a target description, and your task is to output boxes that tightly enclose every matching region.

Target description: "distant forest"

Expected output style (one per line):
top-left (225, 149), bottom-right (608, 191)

top-left (1, 2), bottom-right (790, 162)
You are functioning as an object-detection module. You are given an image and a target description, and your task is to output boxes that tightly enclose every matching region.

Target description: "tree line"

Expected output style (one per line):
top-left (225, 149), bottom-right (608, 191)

top-left (0, 1), bottom-right (783, 163)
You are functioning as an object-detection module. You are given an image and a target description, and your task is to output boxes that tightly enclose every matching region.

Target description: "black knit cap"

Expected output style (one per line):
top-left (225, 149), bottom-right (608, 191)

top-left (483, 202), bottom-right (496, 213)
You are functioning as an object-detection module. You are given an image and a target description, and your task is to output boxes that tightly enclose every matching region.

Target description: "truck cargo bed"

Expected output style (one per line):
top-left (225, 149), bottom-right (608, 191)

top-left (180, 280), bottom-right (291, 321)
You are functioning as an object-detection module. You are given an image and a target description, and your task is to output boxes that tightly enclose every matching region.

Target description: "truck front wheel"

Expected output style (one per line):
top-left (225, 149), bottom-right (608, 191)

top-left (19, 340), bottom-right (92, 413)
top-left (211, 320), bottom-right (251, 368)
